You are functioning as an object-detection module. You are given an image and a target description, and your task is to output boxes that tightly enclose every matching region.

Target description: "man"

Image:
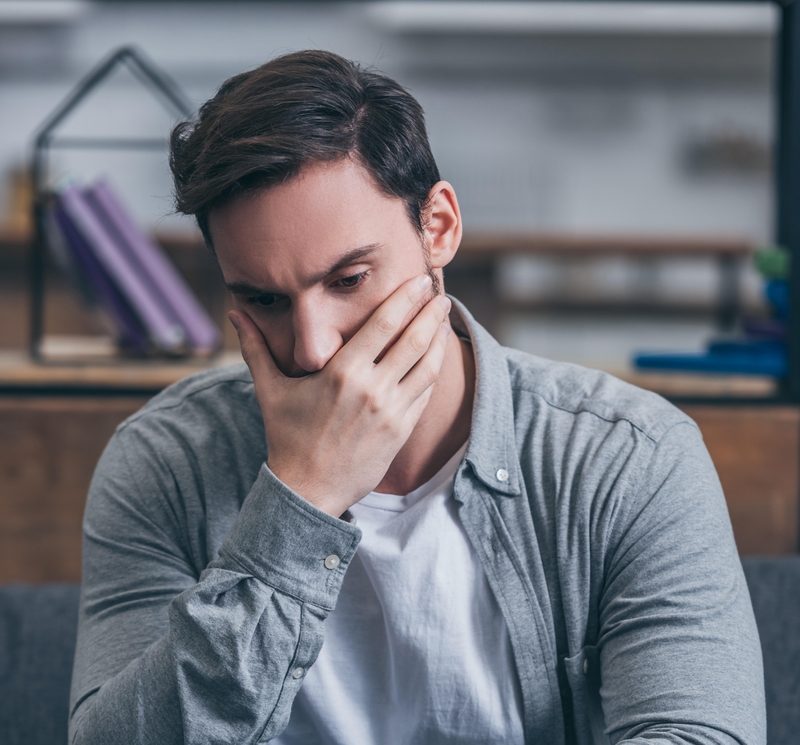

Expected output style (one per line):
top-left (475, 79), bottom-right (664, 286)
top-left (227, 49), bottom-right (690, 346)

top-left (69, 50), bottom-right (765, 744)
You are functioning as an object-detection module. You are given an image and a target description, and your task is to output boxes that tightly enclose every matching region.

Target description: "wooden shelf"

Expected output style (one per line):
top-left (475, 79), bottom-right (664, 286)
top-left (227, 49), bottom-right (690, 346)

top-left (0, 348), bottom-right (777, 401)
top-left (0, 227), bottom-right (205, 252)
top-left (457, 231), bottom-right (754, 258)
top-left (613, 369), bottom-right (778, 399)
top-left (0, 349), bottom-right (243, 393)
top-left (1, 228), bottom-right (755, 257)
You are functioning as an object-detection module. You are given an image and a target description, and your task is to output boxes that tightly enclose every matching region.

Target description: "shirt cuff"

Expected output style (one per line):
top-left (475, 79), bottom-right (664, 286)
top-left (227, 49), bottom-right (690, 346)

top-left (214, 464), bottom-right (362, 610)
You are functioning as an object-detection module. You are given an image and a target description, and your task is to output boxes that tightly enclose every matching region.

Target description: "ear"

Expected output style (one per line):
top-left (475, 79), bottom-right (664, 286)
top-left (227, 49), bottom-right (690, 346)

top-left (423, 181), bottom-right (462, 270)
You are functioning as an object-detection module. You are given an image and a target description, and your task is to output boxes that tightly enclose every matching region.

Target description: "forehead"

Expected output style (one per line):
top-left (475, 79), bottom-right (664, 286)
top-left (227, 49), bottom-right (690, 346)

top-left (208, 159), bottom-right (410, 259)
top-left (207, 159), bottom-right (418, 289)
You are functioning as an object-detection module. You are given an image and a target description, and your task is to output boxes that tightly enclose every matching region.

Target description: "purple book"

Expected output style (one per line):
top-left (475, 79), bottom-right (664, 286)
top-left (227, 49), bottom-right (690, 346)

top-left (45, 205), bottom-right (98, 308)
top-left (53, 204), bottom-right (150, 354)
top-left (85, 180), bottom-right (221, 354)
top-left (58, 184), bottom-right (187, 353)
top-left (742, 317), bottom-right (786, 341)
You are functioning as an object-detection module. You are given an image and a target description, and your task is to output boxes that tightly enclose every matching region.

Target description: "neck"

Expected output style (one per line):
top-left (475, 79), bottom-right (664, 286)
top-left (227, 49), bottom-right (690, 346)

top-left (375, 323), bottom-right (475, 496)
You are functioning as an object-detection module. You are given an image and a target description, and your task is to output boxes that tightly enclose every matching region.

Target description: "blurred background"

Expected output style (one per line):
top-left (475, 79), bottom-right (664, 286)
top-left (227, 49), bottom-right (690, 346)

top-left (0, 0), bottom-right (779, 375)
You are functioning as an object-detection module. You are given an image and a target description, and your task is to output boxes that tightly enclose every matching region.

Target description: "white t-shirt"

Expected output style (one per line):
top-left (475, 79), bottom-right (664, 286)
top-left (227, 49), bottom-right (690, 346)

top-left (275, 442), bottom-right (524, 744)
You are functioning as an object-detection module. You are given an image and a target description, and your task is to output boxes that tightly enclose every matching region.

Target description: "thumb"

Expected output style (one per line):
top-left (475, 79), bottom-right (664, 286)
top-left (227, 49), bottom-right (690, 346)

top-left (229, 310), bottom-right (282, 385)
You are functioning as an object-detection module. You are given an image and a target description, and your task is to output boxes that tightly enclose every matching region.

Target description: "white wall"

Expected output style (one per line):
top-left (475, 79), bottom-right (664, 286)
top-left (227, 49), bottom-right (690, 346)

top-left (0, 1), bottom-right (776, 237)
top-left (0, 1), bottom-right (779, 361)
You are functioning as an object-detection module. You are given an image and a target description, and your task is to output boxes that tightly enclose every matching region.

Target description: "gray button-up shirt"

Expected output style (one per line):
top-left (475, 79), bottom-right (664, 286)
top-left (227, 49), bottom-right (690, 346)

top-left (69, 299), bottom-right (765, 744)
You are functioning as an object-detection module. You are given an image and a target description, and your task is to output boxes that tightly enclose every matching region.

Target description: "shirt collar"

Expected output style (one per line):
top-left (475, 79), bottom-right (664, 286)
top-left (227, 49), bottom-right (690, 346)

top-left (449, 296), bottom-right (521, 498)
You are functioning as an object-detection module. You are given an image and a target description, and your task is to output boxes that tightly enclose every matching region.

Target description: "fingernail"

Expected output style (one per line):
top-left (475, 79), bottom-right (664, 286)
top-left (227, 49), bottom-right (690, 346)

top-left (228, 312), bottom-right (241, 331)
top-left (438, 296), bottom-right (452, 313)
top-left (441, 322), bottom-right (451, 337)
top-left (416, 275), bottom-right (432, 292)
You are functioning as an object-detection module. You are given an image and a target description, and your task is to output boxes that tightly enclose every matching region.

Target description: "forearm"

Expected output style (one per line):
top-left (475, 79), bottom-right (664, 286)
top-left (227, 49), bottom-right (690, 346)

top-left (70, 568), bottom-right (321, 744)
top-left (70, 465), bottom-right (361, 745)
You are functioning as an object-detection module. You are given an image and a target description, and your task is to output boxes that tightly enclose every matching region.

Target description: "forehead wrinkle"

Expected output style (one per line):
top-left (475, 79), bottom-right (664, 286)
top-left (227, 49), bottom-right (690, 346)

top-left (305, 243), bottom-right (382, 286)
top-left (225, 242), bottom-right (383, 296)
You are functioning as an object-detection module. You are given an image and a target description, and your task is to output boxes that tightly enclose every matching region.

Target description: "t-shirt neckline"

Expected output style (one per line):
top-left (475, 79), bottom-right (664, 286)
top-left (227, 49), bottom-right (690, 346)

top-left (357, 440), bottom-right (469, 513)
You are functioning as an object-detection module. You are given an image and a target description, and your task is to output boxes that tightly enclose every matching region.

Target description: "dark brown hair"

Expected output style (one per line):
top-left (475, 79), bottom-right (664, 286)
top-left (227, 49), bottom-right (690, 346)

top-left (170, 50), bottom-right (441, 247)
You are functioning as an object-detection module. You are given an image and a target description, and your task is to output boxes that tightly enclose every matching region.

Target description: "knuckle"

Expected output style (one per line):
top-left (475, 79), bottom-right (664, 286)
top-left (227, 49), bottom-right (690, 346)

top-left (363, 390), bottom-right (382, 414)
top-left (239, 342), bottom-right (253, 366)
top-left (408, 332), bottom-right (429, 355)
top-left (405, 282), bottom-right (427, 305)
top-left (373, 313), bottom-right (396, 336)
top-left (328, 364), bottom-right (350, 394)
top-left (420, 364), bottom-right (439, 388)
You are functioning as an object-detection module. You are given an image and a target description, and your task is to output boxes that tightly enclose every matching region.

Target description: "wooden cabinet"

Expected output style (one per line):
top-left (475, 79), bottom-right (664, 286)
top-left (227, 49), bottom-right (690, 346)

top-left (680, 406), bottom-right (799, 556)
top-left (0, 390), bottom-right (796, 583)
top-left (0, 397), bottom-right (146, 583)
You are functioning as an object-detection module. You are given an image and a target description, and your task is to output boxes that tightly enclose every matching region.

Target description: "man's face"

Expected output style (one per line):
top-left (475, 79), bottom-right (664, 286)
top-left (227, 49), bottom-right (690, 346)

top-left (209, 158), bottom-right (439, 377)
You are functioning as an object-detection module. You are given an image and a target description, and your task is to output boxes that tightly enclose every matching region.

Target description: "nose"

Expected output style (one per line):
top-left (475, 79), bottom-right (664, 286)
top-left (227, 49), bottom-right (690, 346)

top-left (291, 299), bottom-right (343, 373)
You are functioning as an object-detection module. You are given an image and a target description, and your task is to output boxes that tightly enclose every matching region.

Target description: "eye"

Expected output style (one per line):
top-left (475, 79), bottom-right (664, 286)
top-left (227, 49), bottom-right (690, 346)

top-left (245, 293), bottom-right (284, 308)
top-left (334, 272), bottom-right (367, 289)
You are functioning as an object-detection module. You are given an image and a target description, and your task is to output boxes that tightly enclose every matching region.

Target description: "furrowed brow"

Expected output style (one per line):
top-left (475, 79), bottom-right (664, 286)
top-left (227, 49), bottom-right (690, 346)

top-left (225, 244), bottom-right (382, 297)
top-left (306, 244), bottom-right (382, 286)
top-left (225, 281), bottom-right (272, 297)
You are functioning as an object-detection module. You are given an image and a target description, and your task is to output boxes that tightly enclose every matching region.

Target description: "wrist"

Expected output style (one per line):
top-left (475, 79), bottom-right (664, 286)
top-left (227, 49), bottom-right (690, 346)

top-left (267, 459), bottom-right (348, 517)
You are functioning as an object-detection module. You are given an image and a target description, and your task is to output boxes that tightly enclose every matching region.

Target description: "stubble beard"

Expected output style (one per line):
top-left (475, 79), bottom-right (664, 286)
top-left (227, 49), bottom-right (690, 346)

top-left (421, 236), bottom-right (443, 298)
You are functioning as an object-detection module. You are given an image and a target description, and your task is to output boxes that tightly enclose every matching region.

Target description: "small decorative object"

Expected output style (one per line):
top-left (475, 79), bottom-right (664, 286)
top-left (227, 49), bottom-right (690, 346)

top-left (29, 46), bottom-right (220, 361)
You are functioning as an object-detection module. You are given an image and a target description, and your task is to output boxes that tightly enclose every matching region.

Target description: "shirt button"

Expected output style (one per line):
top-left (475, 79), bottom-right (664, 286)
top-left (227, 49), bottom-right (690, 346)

top-left (292, 667), bottom-right (305, 679)
top-left (324, 554), bottom-right (341, 570)
top-left (496, 468), bottom-right (509, 482)
top-left (583, 659), bottom-right (589, 675)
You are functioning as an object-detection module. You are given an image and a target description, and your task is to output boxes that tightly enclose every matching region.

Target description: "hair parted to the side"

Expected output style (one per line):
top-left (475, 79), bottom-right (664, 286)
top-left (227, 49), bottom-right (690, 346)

top-left (169, 49), bottom-right (441, 247)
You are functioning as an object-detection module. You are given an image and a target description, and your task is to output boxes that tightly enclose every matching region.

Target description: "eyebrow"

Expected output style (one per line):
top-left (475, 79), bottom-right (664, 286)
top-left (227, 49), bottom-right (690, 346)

top-left (225, 243), bottom-right (382, 297)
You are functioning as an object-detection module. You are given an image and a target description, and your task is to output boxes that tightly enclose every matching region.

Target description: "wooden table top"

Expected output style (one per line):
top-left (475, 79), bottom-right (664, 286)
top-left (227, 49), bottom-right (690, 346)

top-left (0, 348), bottom-right (777, 399)
top-left (0, 349), bottom-right (244, 392)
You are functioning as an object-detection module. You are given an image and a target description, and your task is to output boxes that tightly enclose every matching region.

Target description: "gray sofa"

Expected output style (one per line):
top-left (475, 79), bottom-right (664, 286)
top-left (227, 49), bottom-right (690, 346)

top-left (1, 558), bottom-right (798, 744)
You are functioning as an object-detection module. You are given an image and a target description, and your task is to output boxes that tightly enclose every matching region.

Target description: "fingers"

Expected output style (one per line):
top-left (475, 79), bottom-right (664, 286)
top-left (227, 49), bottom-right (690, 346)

top-left (398, 319), bottom-right (451, 409)
top-left (229, 310), bottom-right (283, 384)
top-left (379, 294), bottom-right (452, 383)
top-left (340, 274), bottom-right (433, 365)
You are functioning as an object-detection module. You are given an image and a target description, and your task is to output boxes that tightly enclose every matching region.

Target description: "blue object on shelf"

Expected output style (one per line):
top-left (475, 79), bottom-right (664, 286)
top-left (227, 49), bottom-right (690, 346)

top-left (765, 279), bottom-right (790, 320)
top-left (707, 339), bottom-right (786, 355)
top-left (634, 347), bottom-right (787, 376)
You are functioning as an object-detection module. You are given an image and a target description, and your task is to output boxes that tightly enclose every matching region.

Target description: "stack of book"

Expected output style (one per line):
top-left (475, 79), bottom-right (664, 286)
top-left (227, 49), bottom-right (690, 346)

top-left (47, 179), bottom-right (221, 357)
top-left (633, 247), bottom-right (788, 377)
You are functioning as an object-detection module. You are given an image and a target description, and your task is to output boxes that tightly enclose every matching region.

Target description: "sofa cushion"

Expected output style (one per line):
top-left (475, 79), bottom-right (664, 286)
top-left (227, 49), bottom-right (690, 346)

top-left (0, 584), bottom-right (79, 745)
top-left (742, 556), bottom-right (800, 745)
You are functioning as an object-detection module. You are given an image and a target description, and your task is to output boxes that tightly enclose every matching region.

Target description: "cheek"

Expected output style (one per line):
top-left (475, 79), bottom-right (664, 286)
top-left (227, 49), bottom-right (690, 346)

top-left (337, 289), bottom-right (383, 346)
top-left (236, 304), bottom-right (293, 358)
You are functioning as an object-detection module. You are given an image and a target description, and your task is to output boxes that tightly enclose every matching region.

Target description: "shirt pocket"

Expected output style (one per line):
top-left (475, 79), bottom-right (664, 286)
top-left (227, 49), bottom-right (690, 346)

top-left (564, 645), bottom-right (610, 745)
